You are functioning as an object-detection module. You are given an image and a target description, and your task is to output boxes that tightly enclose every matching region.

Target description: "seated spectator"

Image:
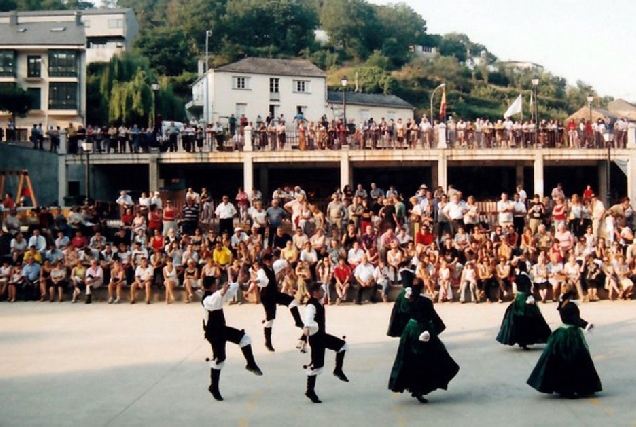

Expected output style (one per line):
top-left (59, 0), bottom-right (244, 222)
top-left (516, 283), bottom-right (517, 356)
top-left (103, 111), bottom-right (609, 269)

top-left (131, 257), bottom-right (153, 304)
top-left (48, 260), bottom-right (67, 302)
top-left (333, 257), bottom-right (352, 304)
top-left (108, 259), bottom-right (126, 304)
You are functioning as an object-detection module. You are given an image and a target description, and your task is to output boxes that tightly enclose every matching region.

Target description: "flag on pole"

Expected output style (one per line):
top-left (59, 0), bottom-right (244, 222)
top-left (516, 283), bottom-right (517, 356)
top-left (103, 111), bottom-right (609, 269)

top-left (503, 94), bottom-right (523, 118)
top-left (439, 87), bottom-right (447, 120)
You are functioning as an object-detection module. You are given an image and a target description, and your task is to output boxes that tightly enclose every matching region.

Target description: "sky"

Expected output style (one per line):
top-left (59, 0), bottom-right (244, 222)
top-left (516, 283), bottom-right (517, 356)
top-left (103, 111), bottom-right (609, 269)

top-left (370, 0), bottom-right (636, 102)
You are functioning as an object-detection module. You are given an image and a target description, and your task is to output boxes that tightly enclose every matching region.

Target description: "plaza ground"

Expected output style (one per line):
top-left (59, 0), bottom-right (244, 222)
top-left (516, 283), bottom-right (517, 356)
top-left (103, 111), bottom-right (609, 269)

top-left (1, 299), bottom-right (635, 427)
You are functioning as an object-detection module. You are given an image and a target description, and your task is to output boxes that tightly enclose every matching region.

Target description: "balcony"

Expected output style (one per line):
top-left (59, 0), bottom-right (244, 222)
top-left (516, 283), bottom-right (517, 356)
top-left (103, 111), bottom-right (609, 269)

top-left (269, 92), bottom-right (280, 102)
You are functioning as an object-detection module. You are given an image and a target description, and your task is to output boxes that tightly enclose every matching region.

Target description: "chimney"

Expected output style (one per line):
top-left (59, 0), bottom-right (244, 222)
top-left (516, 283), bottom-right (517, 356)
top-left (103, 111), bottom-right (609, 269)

top-left (74, 11), bottom-right (82, 26)
top-left (9, 11), bottom-right (17, 26)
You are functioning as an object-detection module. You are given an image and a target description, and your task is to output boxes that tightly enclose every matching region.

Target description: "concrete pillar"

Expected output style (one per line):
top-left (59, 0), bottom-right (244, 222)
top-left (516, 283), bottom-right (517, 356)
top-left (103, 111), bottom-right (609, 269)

top-left (627, 123), bottom-right (636, 148)
top-left (437, 151), bottom-right (448, 191)
top-left (244, 126), bottom-right (253, 152)
top-left (516, 163), bottom-right (524, 189)
top-left (340, 151), bottom-right (351, 190)
top-left (148, 154), bottom-right (159, 192)
top-left (243, 153), bottom-right (253, 197)
top-left (533, 152), bottom-right (544, 198)
top-left (431, 161), bottom-right (438, 190)
top-left (59, 129), bottom-right (67, 155)
top-left (628, 151), bottom-right (636, 205)
top-left (58, 156), bottom-right (67, 206)
top-left (437, 123), bottom-right (447, 149)
top-left (598, 160), bottom-right (608, 205)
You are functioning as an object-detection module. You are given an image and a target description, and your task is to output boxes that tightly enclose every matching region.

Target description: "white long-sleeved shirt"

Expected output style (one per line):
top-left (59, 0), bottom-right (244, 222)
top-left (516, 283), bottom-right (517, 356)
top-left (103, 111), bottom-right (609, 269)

top-left (202, 283), bottom-right (239, 327)
top-left (304, 302), bottom-right (321, 336)
top-left (202, 283), bottom-right (239, 312)
top-left (255, 268), bottom-right (270, 288)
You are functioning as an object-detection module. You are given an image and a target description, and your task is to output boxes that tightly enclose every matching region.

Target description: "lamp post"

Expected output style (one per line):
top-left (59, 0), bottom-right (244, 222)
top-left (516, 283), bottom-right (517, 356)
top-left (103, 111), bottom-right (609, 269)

top-left (205, 30), bottom-right (212, 125)
top-left (341, 76), bottom-right (348, 127)
top-left (151, 83), bottom-right (160, 143)
top-left (531, 76), bottom-right (539, 125)
top-left (587, 94), bottom-right (593, 123)
top-left (81, 139), bottom-right (93, 201)
top-left (430, 83), bottom-right (446, 123)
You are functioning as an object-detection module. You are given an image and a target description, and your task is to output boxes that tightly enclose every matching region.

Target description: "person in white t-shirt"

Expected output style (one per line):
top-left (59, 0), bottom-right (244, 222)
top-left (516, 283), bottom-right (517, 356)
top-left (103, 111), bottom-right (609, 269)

top-left (131, 257), bottom-right (154, 304)
top-left (497, 192), bottom-right (514, 227)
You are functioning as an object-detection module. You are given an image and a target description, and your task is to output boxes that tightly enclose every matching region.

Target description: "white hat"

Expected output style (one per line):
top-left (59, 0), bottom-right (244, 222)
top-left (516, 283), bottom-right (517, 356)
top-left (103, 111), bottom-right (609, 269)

top-left (234, 227), bottom-right (242, 232)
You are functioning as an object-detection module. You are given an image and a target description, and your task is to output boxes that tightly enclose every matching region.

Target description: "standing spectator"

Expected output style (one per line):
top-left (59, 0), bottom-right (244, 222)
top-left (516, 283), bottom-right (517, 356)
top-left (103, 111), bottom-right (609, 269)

top-left (236, 187), bottom-right (250, 224)
top-left (116, 191), bottom-right (133, 219)
top-left (497, 192), bottom-right (514, 229)
top-left (215, 195), bottom-right (237, 237)
top-left (266, 199), bottom-right (287, 249)
top-left (162, 200), bottom-right (177, 237)
top-left (181, 198), bottom-right (200, 236)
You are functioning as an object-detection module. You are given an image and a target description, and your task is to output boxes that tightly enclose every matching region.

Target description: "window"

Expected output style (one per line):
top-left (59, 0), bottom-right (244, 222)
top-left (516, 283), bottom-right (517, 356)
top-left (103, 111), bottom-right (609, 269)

top-left (269, 78), bottom-right (279, 93)
top-left (108, 19), bottom-right (123, 29)
top-left (233, 76), bottom-right (249, 90)
top-left (49, 51), bottom-right (78, 77)
top-left (293, 80), bottom-right (309, 93)
top-left (27, 56), bottom-right (41, 78)
top-left (48, 83), bottom-right (78, 110)
top-left (27, 88), bottom-right (41, 110)
top-left (0, 50), bottom-right (15, 77)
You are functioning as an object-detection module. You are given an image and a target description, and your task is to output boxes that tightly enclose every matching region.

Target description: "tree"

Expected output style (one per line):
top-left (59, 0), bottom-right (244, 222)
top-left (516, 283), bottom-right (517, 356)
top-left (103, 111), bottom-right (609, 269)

top-left (0, 0), bottom-right (17, 11)
top-left (374, 2), bottom-right (428, 67)
top-left (0, 86), bottom-right (31, 124)
top-left (135, 26), bottom-right (196, 76)
top-left (221, 0), bottom-right (318, 58)
top-left (320, 0), bottom-right (379, 60)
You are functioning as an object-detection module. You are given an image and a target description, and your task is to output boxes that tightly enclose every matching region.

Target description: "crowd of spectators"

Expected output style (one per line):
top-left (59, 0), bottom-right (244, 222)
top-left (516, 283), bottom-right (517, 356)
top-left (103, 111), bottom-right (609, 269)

top-left (2, 179), bottom-right (635, 307)
top-left (4, 113), bottom-right (628, 154)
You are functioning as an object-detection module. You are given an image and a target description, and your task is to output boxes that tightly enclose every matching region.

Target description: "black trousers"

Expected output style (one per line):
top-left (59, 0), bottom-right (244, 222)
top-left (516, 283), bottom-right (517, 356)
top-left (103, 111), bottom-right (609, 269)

top-left (206, 326), bottom-right (245, 364)
top-left (219, 218), bottom-right (233, 237)
top-left (309, 333), bottom-right (345, 370)
top-left (262, 292), bottom-right (294, 321)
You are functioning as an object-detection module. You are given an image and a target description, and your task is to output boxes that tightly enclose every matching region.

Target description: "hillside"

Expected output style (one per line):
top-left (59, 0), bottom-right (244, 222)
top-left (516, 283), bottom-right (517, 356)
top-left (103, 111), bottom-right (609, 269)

top-left (1, 0), bottom-right (610, 122)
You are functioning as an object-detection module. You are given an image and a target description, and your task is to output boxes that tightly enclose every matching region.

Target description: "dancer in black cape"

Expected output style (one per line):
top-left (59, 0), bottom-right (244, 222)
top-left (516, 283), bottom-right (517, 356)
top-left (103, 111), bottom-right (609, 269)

top-left (388, 279), bottom-right (459, 403)
top-left (496, 261), bottom-right (551, 349)
top-left (387, 262), bottom-right (415, 337)
top-left (527, 290), bottom-right (602, 398)
top-left (202, 280), bottom-right (262, 401)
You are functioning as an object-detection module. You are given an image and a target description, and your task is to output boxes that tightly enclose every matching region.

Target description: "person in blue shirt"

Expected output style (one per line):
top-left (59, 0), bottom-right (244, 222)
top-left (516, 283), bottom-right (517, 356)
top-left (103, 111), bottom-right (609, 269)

top-left (21, 256), bottom-right (41, 301)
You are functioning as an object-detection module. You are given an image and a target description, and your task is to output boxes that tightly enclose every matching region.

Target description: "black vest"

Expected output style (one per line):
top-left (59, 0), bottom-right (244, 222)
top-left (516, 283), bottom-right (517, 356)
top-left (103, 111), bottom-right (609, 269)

top-left (261, 265), bottom-right (278, 299)
top-left (307, 297), bottom-right (325, 334)
top-left (202, 291), bottom-right (225, 338)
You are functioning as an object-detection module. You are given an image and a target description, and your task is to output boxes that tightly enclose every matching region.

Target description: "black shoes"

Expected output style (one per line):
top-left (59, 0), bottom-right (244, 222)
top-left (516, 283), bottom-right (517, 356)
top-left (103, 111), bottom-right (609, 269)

top-left (411, 393), bottom-right (428, 403)
top-left (305, 391), bottom-right (322, 403)
top-left (208, 384), bottom-right (223, 401)
top-left (245, 363), bottom-right (263, 376)
top-left (333, 369), bottom-right (349, 383)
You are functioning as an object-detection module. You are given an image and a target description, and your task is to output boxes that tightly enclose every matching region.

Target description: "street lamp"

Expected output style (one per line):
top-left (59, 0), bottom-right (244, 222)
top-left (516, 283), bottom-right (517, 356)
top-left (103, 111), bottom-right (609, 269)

top-left (205, 30), bottom-right (212, 125)
top-left (430, 83), bottom-right (446, 123)
top-left (341, 76), bottom-right (348, 127)
top-left (531, 76), bottom-right (539, 124)
top-left (151, 83), bottom-right (160, 142)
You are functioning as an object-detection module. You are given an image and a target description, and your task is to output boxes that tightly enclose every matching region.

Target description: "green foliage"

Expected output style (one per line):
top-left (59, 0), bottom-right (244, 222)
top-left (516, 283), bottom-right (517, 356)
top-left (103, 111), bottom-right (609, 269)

top-left (222, 0), bottom-right (318, 57)
top-left (87, 52), bottom-right (184, 125)
top-left (135, 27), bottom-right (196, 76)
top-left (0, 0), bottom-right (93, 10)
top-left (0, 86), bottom-right (31, 121)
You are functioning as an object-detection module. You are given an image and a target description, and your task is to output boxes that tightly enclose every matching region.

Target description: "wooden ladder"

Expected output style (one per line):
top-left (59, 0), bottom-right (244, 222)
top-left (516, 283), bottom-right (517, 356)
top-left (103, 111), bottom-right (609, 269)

top-left (0, 170), bottom-right (37, 207)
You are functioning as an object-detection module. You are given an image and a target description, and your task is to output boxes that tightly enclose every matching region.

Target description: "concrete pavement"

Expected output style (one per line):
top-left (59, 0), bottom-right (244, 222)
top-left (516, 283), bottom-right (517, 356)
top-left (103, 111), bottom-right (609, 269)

top-left (1, 300), bottom-right (635, 427)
